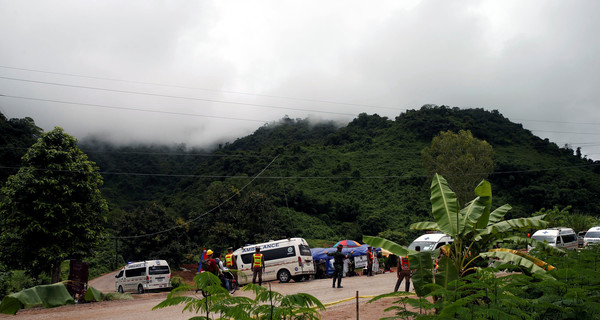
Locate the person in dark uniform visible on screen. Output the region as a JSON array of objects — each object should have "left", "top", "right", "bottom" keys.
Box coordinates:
[{"left": 325, "top": 244, "right": 354, "bottom": 288}]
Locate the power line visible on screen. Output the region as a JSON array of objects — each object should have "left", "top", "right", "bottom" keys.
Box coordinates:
[
  {"left": 1, "top": 94, "right": 268, "bottom": 123},
  {"left": 512, "top": 118, "right": 600, "bottom": 126},
  {"left": 111, "top": 155, "right": 279, "bottom": 239},
  {"left": 530, "top": 129, "right": 600, "bottom": 136},
  {"left": 4, "top": 67, "right": 600, "bottom": 128},
  {"left": 1, "top": 162, "right": 598, "bottom": 180},
  {"left": 0, "top": 76, "right": 360, "bottom": 117},
  {"left": 0, "top": 65, "right": 404, "bottom": 112}
]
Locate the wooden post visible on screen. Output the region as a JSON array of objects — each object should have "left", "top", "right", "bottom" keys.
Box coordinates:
[{"left": 356, "top": 290, "right": 359, "bottom": 320}]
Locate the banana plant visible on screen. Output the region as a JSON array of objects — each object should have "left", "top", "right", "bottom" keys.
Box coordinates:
[
  {"left": 423, "top": 175, "right": 560, "bottom": 296},
  {"left": 411, "top": 174, "right": 555, "bottom": 278}
]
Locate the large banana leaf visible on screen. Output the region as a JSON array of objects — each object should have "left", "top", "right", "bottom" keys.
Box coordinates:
[
  {"left": 410, "top": 221, "right": 439, "bottom": 231},
  {"left": 458, "top": 196, "right": 487, "bottom": 235},
  {"left": 362, "top": 235, "right": 411, "bottom": 256},
  {"left": 487, "top": 204, "right": 512, "bottom": 225},
  {"left": 409, "top": 251, "right": 434, "bottom": 297},
  {"left": 474, "top": 216, "right": 547, "bottom": 241},
  {"left": 489, "top": 248, "right": 555, "bottom": 271},
  {"left": 430, "top": 173, "right": 459, "bottom": 237},
  {"left": 473, "top": 180, "right": 492, "bottom": 229},
  {"left": 480, "top": 249, "right": 550, "bottom": 274},
  {"left": 434, "top": 255, "right": 459, "bottom": 290}
]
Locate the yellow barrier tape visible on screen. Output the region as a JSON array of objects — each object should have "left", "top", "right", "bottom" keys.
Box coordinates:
[{"left": 321, "top": 295, "right": 377, "bottom": 308}]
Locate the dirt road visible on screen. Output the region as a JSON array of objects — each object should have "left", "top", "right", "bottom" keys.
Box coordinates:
[{"left": 1, "top": 272, "right": 409, "bottom": 319}]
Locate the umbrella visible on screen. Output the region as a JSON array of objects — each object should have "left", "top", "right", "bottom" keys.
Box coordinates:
[{"left": 333, "top": 240, "right": 361, "bottom": 248}]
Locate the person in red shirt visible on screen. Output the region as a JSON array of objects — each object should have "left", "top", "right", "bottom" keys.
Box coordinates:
[
  {"left": 366, "top": 246, "right": 374, "bottom": 276},
  {"left": 205, "top": 249, "right": 220, "bottom": 276}
]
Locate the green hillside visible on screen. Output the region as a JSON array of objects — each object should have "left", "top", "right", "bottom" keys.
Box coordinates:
[{"left": 2, "top": 106, "right": 600, "bottom": 267}]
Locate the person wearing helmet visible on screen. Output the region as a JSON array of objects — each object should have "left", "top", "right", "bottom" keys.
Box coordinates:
[{"left": 204, "top": 249, "right": 219, "bottom": 276}]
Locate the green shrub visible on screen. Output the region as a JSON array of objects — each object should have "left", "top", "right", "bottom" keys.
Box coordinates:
[
  {"left": 0, "top": 270, "right": 36, "bottom": 300},
  {"left": 169, "top": 275, "right": 185, "bottom": 289}
]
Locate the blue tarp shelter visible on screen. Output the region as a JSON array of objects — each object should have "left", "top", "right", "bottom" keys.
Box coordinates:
[{"left": 311, "top": 244, "right": 380, "bottom": 276}]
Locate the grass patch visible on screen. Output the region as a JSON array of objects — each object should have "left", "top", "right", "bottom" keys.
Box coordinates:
[{"left": 103, "top": 292, "right": 133, "bottom": 301}]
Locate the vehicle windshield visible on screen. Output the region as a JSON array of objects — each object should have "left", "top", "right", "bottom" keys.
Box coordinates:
[
  {"left": 585, "top": 231, "right": 600, "bottom": 238},
  {"left": 408, "top": 241, "right": 437, "bottom": 251},
  {"left": 532, "top": 235, "right": 556, "bottom": 244},
  {"left": 149, "top": 266, "right": 170, "bottom": 275}
]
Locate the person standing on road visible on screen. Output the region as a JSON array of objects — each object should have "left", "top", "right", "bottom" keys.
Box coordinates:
[
  {"left": 205, "top": 249, "right": 220, "bottom": 276},
  {"left": 395, "top": 246, "right": 420, "bottom": 292},
  {"left": 252, "top": 247, "right": 265, "bottom": 286},
  {"left": 325, "top": 244, "right": 354, "bottom": 288},
  {"left": 225, "top": 247, "right": 238, "bottom": 284},
  {"left": 366, "top": 246, "right": 374, "bottom": 276}
]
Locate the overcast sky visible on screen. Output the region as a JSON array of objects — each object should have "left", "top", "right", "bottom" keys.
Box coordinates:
[{"left": 1, "top": 1, "right": 599, "bottom": 159}]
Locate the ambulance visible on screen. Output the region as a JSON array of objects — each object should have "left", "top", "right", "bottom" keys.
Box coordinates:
[
  {"left": 530, "top": 227, "right": 578, "bottom": 251},
  {"left": 408, "top": 233, "right": 453, "bottom": 251},
  {"left": 115, "top": 260, "right": 171, "bottom": 294},
  {"left": 233, "top": 238, "right": 315, "bottom": 285},
  {"left": 584, "top": 226, "right": 600, "bottom": 246}
]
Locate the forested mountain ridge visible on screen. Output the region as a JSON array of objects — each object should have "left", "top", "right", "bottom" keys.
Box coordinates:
[{"left": 2, "top": 106, "right": 600, "bottom": 265}]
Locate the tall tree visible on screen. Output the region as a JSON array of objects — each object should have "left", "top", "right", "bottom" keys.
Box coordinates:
[
  {"left": 0, "top": 113, "right": 43, "bottom": 183},
  {"left": 0, "top": 127, "right": 108, "bottom": 282},
  {"left": 422, "top": 130, "right": 494, "bottom": 207}
]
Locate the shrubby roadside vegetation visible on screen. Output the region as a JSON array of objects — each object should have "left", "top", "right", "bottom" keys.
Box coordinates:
[{"left": 367, "top": 174, "right": 600, "bottom": 319}]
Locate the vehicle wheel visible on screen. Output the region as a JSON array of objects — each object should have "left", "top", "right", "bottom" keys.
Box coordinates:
[
  {"left": 137, "top": 284, "right": 144, "bottom": 294},
  {"left": 277, "top": 269, "right": 291, "bottom": 283},
  {"left": 118, "top": 286, "right": 124, "bottom": 294},
  {"left": 229, "top": 281, "right": 237, "bottom": 294}
]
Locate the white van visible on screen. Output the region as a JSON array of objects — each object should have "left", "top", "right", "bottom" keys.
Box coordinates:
[
  {"left": 115, "top": 260, "right": 171, "bottom": 294},
  {"left": 584, "top": 226, "right": 600, "bottom": 246},
  {"left": 530, "top": 227, "right": 578, "bottom": 250},
  {"left": 234, "top": 238, "right": 315, "bottom": 285},
  {"left": 408, "top": 233, "right": 453, "bottom": 251}
]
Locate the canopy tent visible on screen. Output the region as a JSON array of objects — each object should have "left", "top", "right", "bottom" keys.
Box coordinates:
[{"left": 333, "top": 239, "right": 361, "bottom": 248}]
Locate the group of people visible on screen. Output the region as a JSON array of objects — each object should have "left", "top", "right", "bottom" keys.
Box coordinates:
[
  {"left": 201, "top": 244, "right": 418, "bottom": 294},
  {"left": 324, "top": 244, "right": 419, "bottom": 292},
  {"left": 200, "top": 246, "right": 266, "bottom": 290},
  {"left": 199, "top": 247, "right": 237, "bottom": 291}
]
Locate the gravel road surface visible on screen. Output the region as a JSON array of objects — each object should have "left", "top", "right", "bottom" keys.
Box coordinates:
[{"left": 0, "top": 271, "right": 409, "bottom": 319}]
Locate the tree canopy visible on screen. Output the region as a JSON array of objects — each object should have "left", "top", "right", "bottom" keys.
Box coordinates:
[
  {"left": 422, "top": 130, "right": 494, "bottom": 207},
  {"left": 0, "top": 127, "right": 108, "bottom": 282}
]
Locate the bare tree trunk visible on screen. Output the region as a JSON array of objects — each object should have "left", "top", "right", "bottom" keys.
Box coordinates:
[{"left": 51, "top": 261, "right": 62, "bottom": 283}]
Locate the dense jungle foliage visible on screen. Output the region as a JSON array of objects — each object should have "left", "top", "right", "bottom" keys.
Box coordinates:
[{"left": 2, "top": 106, "right": 600, "bottom": 281}]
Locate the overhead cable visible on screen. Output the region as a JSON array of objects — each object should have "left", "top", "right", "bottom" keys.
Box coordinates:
[
  {"left": 0, "top": 65, "right": 403, "bottom": 112},
  {"left": 110, "top": 155, "right": 279, "bottom": 239},
  {"left": 0, "top": 76, "right": 359, "bottom": 117}
]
